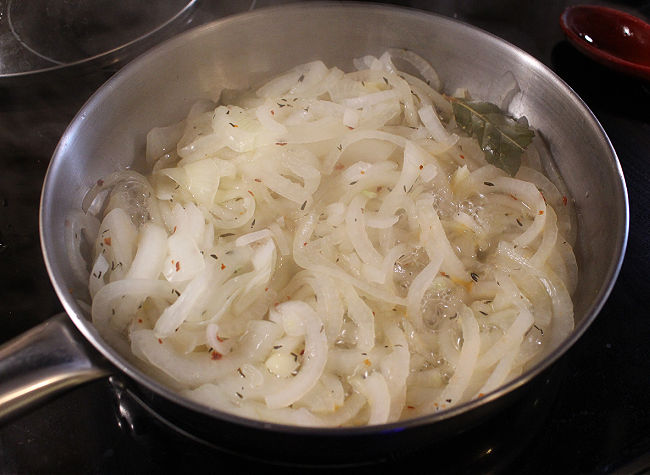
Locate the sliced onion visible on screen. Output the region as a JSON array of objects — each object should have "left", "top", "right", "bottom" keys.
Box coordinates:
[
  {"left": 352, "top": 372, "right": 391, "bottom": 425},
  {"left": 387, "top": 48, "right": 442, "bottom": 91},
  {"left": 86, "top": 51, "right": 577, "bottom": 427},
  {"left": 407, "top": 251, "right": 444, "bottom": 330},
  {"left": 431, "top": 306, "right": 480, "bottom": 409},
  {"left": 265, "top": 302, "right": 328, "bottom": 409}
]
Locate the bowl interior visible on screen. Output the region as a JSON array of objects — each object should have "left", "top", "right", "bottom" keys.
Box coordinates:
[{"left": 41, "top": 3, "right": 627, "bottom": 429}]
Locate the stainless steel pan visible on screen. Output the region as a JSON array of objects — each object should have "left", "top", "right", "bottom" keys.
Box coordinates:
[{"left": 0, "top": 2, "right": 628, "bottom": 464}]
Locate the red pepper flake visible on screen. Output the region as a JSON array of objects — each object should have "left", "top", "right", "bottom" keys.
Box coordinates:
[
  {"left": 539, "top": 210, "right": 545, "bottom": 215},
  {"left": 477, "top": 393, "right": 485, "bottom": 398},
  {"left": 364, "top": 359, "right": 371, "bottom": 366},
  {"left": 440, "top": 271, "right": 449, "bottom": 277},
  {"left": 562, "top": 196, "right": 568, "bottom": 206},
  {"left": 334, "top": 163, "right": 345, "bottom": 170},
  {"left": 254, "top": 178, "right": 262, "bottom": 182},
  {"left": 210, "top": 350, "right": 223, "bottom": 360},
  {"left": 300, "top": 349, "right": 305, "bottom": 355},
  {"left": 540, "top": 190, "right": 547, "bottom": 203},
  {"left": 407, "top": 405, "right": 415, "bottom": 409},
  {"left": 175, "top": 261, "right": 181, "bottom": 272},
  {"left": 264, "top": 287, "right": 269, "bottom": 292},
  {"left": 303, "top": 242, "right": 308, "bottom": 247},
  {"left": 270, "top": 110, "right": 275, "bottom": 116},
  {"left": 372, "top": 311, "right": 376, "bottom": 316},
  {"left": 97, "top": 179, "right": 104, "bottom": 186},
  {"left": 103, "top": 237, "right": 112, "bottom": 246},
  {"left": 275, "top": 142, "right": 288, "bottom": 146},
  {"left": 138, "top": 318, "right": 143, "bottom": 324},
  {"left": 459, "top": 154, "right": 465, "bottom": 159},
  {"left": 509, "top": 194, "right": 518, "bottom": 201},
  {"left": 286, "top": 296, "right": 291, "bottom": 301},
  {"left": 376, "top": 186, "right": 383, "bottom": 192},
  {"left": 158, "top": 338, "right": 163, "bottom": 344},
  {"left": 248, "top": 190, "right": 255, "bottom": 197},
  {"left": 216, "top": 335, "right": 225, "bottom": 342},
  {"left": 220, "top": 263, "right": 226, "bottom": 270},
  {"left": 347, "top": 126, "right": 354, "bottom": 130},
  {"left": 419, "top": 164, "right": 424, "bottom": 170}
]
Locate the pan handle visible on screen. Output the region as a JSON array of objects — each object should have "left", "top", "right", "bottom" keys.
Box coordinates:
[{"left": 0, "top": 313, "right": 112, "bottom": 424}]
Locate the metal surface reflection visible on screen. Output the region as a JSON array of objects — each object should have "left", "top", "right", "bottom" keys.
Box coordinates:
[
  {"left": 0, "top": 314, "right": 110, "bottom": 423},
  {"left": 0, "top": 0, "right": 198, "bottom": 77}
]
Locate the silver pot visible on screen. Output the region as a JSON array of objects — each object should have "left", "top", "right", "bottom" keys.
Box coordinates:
[{"left": 0, "top": 2, "right": 628, "bottom": 463}]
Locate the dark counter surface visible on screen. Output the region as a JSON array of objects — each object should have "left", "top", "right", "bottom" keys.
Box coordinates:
[{"left": 1, "top": 1, "right": 649, "bottom": 473}]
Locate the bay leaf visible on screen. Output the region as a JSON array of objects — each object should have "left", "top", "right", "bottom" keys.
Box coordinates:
[{"left": 451, "top": 98, "right": 534, "bottom": 176}]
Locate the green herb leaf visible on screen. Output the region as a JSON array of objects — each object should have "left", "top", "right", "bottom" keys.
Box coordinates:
[{"left": 451, "top": 98, "right": 534, "bottom": 176}]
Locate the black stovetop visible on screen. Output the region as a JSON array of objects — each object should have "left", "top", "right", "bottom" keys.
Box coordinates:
[{"left": 1, "top": 1, "right": 649, "bottom": 473}]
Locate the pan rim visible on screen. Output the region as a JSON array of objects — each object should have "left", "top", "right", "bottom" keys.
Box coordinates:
[{"left": 39, "top": 1, "right": 629, "bottom": 436}]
